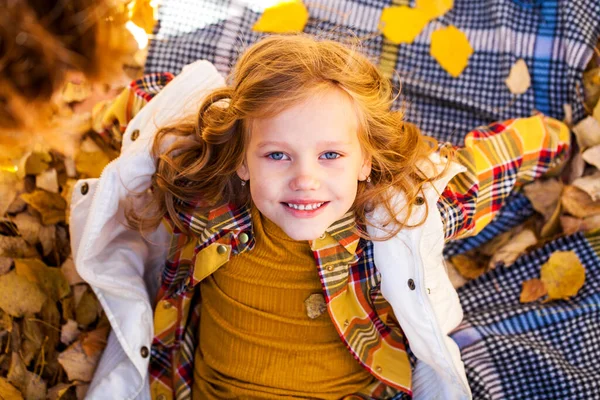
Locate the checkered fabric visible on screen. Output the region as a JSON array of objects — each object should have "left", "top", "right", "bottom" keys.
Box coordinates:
[{"left": 450, "top": 231, "right": 600, "bottom": 399}]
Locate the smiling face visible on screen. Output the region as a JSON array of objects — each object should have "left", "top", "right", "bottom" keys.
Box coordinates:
[{"left": 236, "top": 87, "right": 371, "bottom": 241}]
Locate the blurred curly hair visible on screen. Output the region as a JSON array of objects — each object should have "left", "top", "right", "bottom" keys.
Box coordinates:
[{"left": 0, "top": 0, "right": 134, "bottom": 141}]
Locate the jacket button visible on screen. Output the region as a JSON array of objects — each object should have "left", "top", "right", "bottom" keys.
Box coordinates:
[
  {"left": 407, "top": 279, "right": 416, "bottom": 290},
  {"left": 140, "top": 346, "right": 149, "bottom": 358},
  {"left": 238, "top": 232, "right": 249, "bottom": 244},
  {"left": 131, "top": 129, "right": 140, "bottom": 141},
  {"left": 375, "top": 366, "right": 382, "bottom": 373},
  {"left": 80, "top": 182, "right": 89, "bottom": 195},
  {"left": 217, "top": 245, "right": 227, "bottom": 254},
  {"left": 415, "top": 196, "right": 425, "bottom": 205}
]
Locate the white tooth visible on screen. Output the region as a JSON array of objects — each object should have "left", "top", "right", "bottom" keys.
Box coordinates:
[
  {"left": 298, "top": 204, "right": 306, "bottom": 210},
  {"left": 306, "top": 204, "right": 315, "bottom": 210}
]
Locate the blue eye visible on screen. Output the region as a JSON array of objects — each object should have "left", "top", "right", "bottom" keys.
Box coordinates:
[
  {"left": 267, "top": 152, "right": 288, "bottom": 161},
  {"left": 321, "top": 152, "right": 341, "bottom": 160}
]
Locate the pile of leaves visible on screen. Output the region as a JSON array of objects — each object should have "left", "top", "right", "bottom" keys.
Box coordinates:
[
  {"left": 0, "top": 1, "right": 157, "bottom": 398},
  {"left": 447, "top": 49, "right": 600, "bottom": 302}
]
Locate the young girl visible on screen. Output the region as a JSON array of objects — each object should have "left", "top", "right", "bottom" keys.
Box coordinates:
[{"left": 71, "top": 35, "right": 570, "bottom": 400}]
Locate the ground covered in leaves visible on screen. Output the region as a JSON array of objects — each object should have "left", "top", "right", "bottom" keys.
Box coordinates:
[{"left": 1, "top": 1, "right": 600, "bottom": 398}]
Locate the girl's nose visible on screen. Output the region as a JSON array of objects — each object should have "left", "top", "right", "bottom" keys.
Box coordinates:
[{"left": 289, "top": 174, "right": 320, "bottom": 191}]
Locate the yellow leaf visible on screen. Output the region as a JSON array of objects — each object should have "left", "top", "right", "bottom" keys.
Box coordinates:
[
  {"left": 540, "top": 251, "right": 585, "bottom": 301},
  {"left": 430, "top": 26, "right": 473, "bottom": 77},
  {"left": 75, "top": 151, "right": 111, "bottom": 179},
  {"left": 253, "top": 0, "right": 308, "bottom": 33},
  {"left": 0, "top": 270, "right": 46, "bottom": 317},
  {"left": 520, "top": 278, "right": 548, "bottom": 303},
  {"left": 130, "top": 0, "right": 157, "bottom": 34},
  {"left": 380, "top": 6, "right": 431, "bottom": 44},
  {"left": 15, "top": 258, "right": 71, "bottom": 301},
  {"left": 20, "top": 190, "right": 67, "bottom": 225},
  {"left": 0, "top": 376, "right": 23, "bottom": 400},
  {"left": 450, "top": 253, "right": 486, "bottom": 280},
  {"left": 505, "top": 59, "right": 531, "bottom": 95},
  {"left": 416, "top": 0, "right": 453, "bottom": 19}
]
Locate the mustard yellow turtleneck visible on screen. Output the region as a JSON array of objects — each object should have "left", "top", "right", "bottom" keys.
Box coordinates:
[{"left": 192, "top": 207, "right": 374, "bottom": 399}]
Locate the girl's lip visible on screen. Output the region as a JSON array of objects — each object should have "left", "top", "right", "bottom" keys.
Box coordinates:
[
  {"left": 281, "top": 200, "right": 328, "bottom": 204},
  {"left": 281, "top": 201, "right": 329, "bottom": 218}
]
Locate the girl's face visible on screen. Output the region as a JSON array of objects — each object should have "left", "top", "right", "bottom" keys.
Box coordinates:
[{"left": 237, "top": 87, "right": 371, "bottom": 241}]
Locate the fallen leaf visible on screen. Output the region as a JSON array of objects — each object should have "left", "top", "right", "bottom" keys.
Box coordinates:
[
  {"left": 450, "top": 253, "right": 486, "bottom": 279},
  {"left": 0, "top": 236, "right": 38, "bottom": 259},
  {"left": 131, "top": 0, "right": 158, "bottom": 34},
  {"left": 74, "top": 151, "right": 111, "bottom": 179},
  {"left": 61, "top": 256, "right": 85, "bottom": 286},
  {"left": 560, "top": 215, "right": 582, "bottom": 235},
  {"left": 76, "top": 384, "right": 89, "bottom": 400},
  {"left": 252, "top": 0, "right": 308, "bottom": 33},
  {"left": 519, "top": 278, "right": 547, "bottom": 303},
  {"left": 12, "top": 212, "right": 42, "bottom": 246},
  {"left": 563, "top": 151, "right": 586, "bottom": 184},
  {"left": 582, "top": 145, "right": 600, "bottom": 169},
  {"left": 380, "top": 6, "right": 431, "bottom": 44},
  {"left": 7, "top": 351, "right": 46, "bottom": 399},
  {"left": 0, "top": 257, "right": 12, "bottom": 275},
  {"left": 0, "top": 376, "right": 23, "bottom": 400},
  {"left": 35, "top": 168, "right": 59, "bottom": 193},
  {"left": 64, "top": 158, "right": 77, "bottom": 178},
  {"left": 47, "top": 382, "right": 75, "bottom": 400},
  {"left": 0, "top": 270, "right": 46, "bottom": 317},
  {"left": 540, "top": 250, "right": 585, "bottom": 301},
  {"left": 0, "top": 170, "right": 19, "bottom": 217},
  {"left": 572, "top": 172, "right": 600, "bottom": 201},
  {"left": 14, "top": 258, "right": 71, "bottom": 301},
  {"left": 505, "top": 59, "right": 531, "bottom": 95},
  {"left": 304, "top": 293, "right": 326, "bottom": 319},
  {"left": 523, "top": 179, "right": 563, "bottom": 220},
  {"left": 61, "top": 319, "right": 81, "bottom": 346},
  {"left": 582, "top": 214, "right": 600, "bottom": 232},
  {"left": 75, "top": 287, "right": 100, "bottom": 327},
  {"left": 20, "top": 190, "right": 67, "bottom": 225},
  {"left": 572, "top": 116, "right": 600, "bottom": 149},
  {"left": 430, "top": 25, "right": 473, "bottom": 77},
  {"left": 18, "top": 151, "right": 52, "bottom": 177},
  {"left": 416, "top": 0, "right": 453, "bottom": 19},
  {"left": 57, "top": 326, "right": 109, "bottom": 382},
  {"left": 73, "top": 285, "right": 88, "bottom": 308},
  {"left": 21, "top": 316, "right": 44, "bottom": 365},
  {"left": 489, "top": 229, "right": 537, "bottom": 268},
  {"left": 540, "top": 200, "right": 562, "bottom": 239},
  {"left": 39, "top": 224, "right": 56, "bottom": 257},
  {"left": 562, "top": 185, "right": 600, "bottom": 218}
]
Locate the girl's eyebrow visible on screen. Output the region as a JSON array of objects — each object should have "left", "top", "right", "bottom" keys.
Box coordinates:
[{"left": 256, "top": 140, "right": 352, "bottom": 148}]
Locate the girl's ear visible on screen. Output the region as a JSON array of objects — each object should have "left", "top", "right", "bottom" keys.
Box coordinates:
[
  {"left": 236, "top": 162, "right": 250, "bottom": 181},
  {"left": 359, "top": 156, "right": 372, "bottom": 181}
]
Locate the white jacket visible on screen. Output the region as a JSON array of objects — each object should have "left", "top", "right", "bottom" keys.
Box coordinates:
[{"left": 70, "top": 60, "right": 472, "bottom": 400}]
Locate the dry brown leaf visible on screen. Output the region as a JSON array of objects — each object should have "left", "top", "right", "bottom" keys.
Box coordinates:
[
  {"left": 75, "top": 288, "right": 100, "bottom": 327},
  {"left": 540, "top": 250, "right": 585, "bottom": 301},
  {"left": 560, "top": 215, "right": 583, "bottom": 236},
  {"left": 7, "top": 351, "right": 46, "bottom": 400},
  {"left": 0, "top": 236, "right": 38, "bottom": 260},
  {"left": 12, "top": 212, "right": 42, "bottom": 246},
  {"left": 444, "top": 259, "right": 468, "bottom": 289},
  {"left": 18, "top": 151, "right": 52, "bottom": 177},
  {"left": 523, "top": 179, "right": 563, "bottom": 220},
  {"left": 519, "top": 278, "right": 547, "bottom": 303},
  {"left": 39, "top": 224, "right": 56, "bottom": 257},
  {"left": 76, "top": 384, "right": 89, "bottom": 400},
  {"left": 73, "top": 285, "right": 88, "bottom": 308},
  {"left": 61, "top": 257, "right": 84, "bottom": 286},
  {"left": 47, "top": 382, "right": 75, "bottom": 400},
  {"left": 60, "top": 319, "right": 81, "bottom": 346},
  {"left": 304, "top": 293, "right": 327, "bottom": 319},
  {"left": 572, "top": 116, "right": 600, "bottom": 149},
  {"left": 561, "top": 185, "right": 600, "bottom": 218},
  {"left": 563, "top": 103, "right": 573, "bottom": 127},
  {"left": 489, "top": 229, "right": 537, "bottom": 268},
  {"left": 582, "top": 214, "right": 600, "bottom": 232},
  {"left": 74, "top": 151, "right": 110, "bottom": 179},
  {"left": 62, "top": 81, "right": 92, "bottom": 103},
  {"left": 479, "top": 229, "right": 517, "bottom": 257},
  {"left": 450, "top": 253, "right": 486, "bottom": 279},
  {"left": 563, "top": 151, "right": 586, "bottom": 184},
  {"left": 14, "top": 258, "right": 71, "bottom": 301},
  {"left": 131, "top": 0, "right": 158, "bottom": 34},
  {"left": 572, "top": 172, "right": 600, "bottom": 201},
  {"left": 57, "top": 326, "right": 109, "bottom": 382},
  {"left": 0, "top": 376, "right": 23, "bottom": 400},
  {"left": 582, "top": 145, "right": 600, "bottom": 169},
  {"left": 0, "top": 257, "right": 12, "bottom": 275},
  {"left": 35, "top": 168, "right": 59, "bottom": 193},
  {"left": 0, "top": 270, "right": 46, "bottom": 317},
  {"left": 20, "top": 190, "right": 66, "bottom": 225},
  {"left": 21, "top": 316, "right": 44, "bottom": 365},
  {"left": 0, "top": 170, "right": 20, "bottom": 217},
  {"left": 540, "top": 200, "right": 562, "bottom": 239},
  {"left": 505, "top": 59, "right": 531, "bottom": 95},
  {"left": 64, "top": 158, "right": 77, "bottom": 178}
]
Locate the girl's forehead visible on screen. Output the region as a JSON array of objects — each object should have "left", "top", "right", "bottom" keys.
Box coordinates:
[{"left": 249, "top": 87, "right": 360, "bottom": 145}]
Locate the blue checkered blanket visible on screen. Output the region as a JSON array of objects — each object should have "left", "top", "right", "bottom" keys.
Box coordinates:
[{"left": 145, "top": 1, "right": 600, "bottom": 398}]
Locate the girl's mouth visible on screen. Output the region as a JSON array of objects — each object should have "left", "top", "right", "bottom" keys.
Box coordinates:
[{"left": 282, "top": 201, "right": 329, "bottom": 217}]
